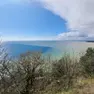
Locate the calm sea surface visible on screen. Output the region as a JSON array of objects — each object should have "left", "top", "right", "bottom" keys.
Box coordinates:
[{"left": 3, "top": 41, "right": 94, "bottom": 59}]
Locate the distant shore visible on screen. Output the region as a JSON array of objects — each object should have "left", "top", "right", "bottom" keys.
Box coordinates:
[{"left": 86, "top": 41, "right": 94, "bottom": 42}]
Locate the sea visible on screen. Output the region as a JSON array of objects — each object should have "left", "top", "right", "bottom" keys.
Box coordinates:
[{"left": 2, "top": 41, "right": 94, "bottom": 59}]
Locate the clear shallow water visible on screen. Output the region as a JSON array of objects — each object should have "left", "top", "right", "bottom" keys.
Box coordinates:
[{"left": 3, "top": 41, "right": 94, "bottom": 59}]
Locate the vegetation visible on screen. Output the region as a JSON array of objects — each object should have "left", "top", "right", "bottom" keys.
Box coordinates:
[
  {"left": 0, "top": 46, "right": 94, "bottom": 94},
  {"left": 80, "top": 48, "right": 94, "bottom": 76}
]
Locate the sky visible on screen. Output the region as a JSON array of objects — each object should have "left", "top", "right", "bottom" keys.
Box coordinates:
[{"left": 0, "top": 0, "right": 94, "bottom": 41}]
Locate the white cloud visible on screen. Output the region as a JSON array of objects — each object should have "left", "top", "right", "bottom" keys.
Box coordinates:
[
  {"left": 39, "top": 0, "right": 94, "bottom": 40},
  {"left": 57, "top": 31, "right": 88, "bottom": 40},
  {"left": 1, "top": 0, "right": 94, "bottom": 40}
]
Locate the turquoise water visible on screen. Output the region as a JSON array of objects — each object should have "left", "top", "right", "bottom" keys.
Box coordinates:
[
  {"left": 3, "top": 41, "right": 94, "bottom": 59},
  {"left": 3, "top": 42, "right": 52, "bottom": 57}
]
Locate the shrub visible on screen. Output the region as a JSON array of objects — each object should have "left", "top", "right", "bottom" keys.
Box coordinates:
[
  {"left": 0, "top": 51, "right": 44, "bottom": 94},
  {"left": 51, "top": 55, "right": 80, "bottom": 90},
  {"left": 80, "top": 47, "right": 94, "bottom": 76}
]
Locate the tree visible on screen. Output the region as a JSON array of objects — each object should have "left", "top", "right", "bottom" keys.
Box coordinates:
[
  {"left": 0, "top": 51, "right": 44, "bottom": 94},
  {"left": 80, "top": 47, "right": 94, "bottom": 76}
]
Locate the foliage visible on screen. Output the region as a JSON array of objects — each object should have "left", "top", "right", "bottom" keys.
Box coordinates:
[
  {"left": 0, "top": 46, "right": 94, "bottom": 94},
  {"left": 80, "top": 47, "right": 94, "bottom": 76},
  {"left": 52, "top": 55, "right": 80, "bottom": 90},
  {"left": 0, "top": 51, "right": 44, "bottom": 94}
]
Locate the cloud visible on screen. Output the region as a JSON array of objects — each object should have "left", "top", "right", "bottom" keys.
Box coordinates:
[
  {"left": 57, "top": 31, "right": 88, "bottom": 40},
  {"left": 1, "top": 0, "right": 94, "bottom": 40},
  {"left": 39, "top": 0, "right": 94, "bottom": 40}
]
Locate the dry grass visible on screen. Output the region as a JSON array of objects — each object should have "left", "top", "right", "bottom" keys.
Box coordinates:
[{"left": 58, "top": 78, "right": 94, "bottom": 94}]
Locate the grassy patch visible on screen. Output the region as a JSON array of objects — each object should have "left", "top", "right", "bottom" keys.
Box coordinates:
[{"left": 58, "top": 78, "right": 94, "bottom": 94}]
